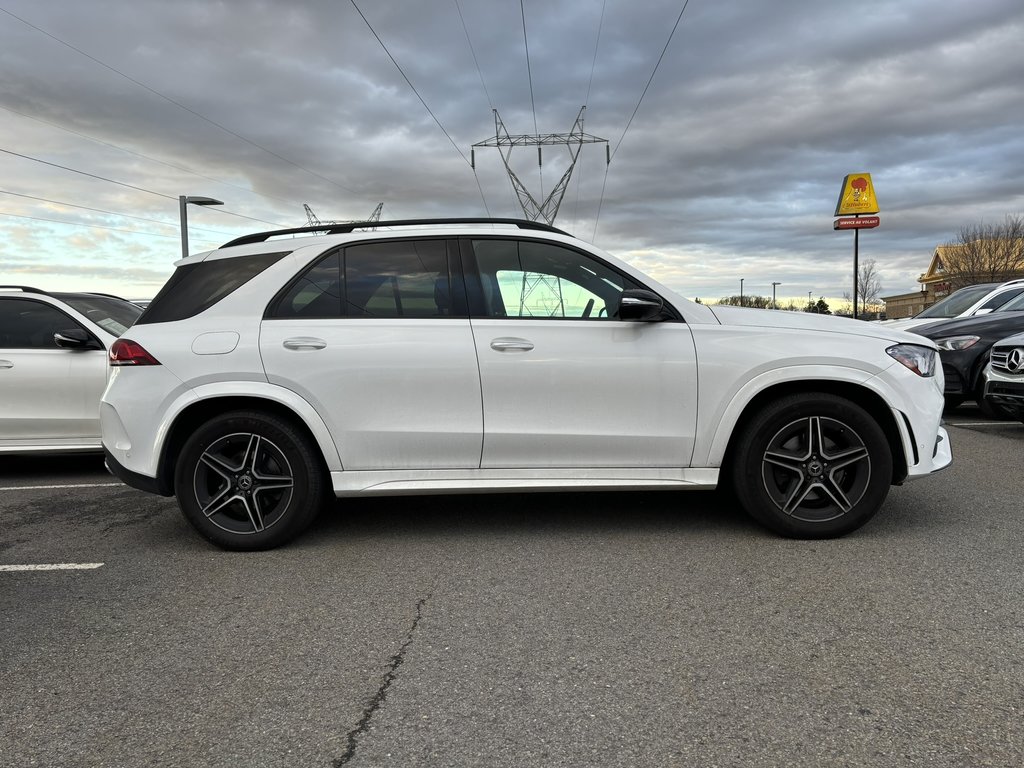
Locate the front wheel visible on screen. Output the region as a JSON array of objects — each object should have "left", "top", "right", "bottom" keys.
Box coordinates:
[
  {"left": 174, "top": 410, "right": 327, "bottom": 550},
  {"left": 731, "top": 394, "right": 893, "bottom": 538}
]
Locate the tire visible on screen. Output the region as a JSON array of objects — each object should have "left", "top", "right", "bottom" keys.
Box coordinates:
[
  {"left": 174, "top": 410, "right": 326, "bottom": 550},
  {"left": 731, "top": 394, "right": 893, "bottom": 538}
]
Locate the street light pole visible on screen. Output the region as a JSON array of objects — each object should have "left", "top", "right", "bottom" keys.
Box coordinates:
[
  {"left": 179, "top": 196, "right": 224, "bottom": 259},
  {"left": 772, "top": 281, "right": 782, "bottom": 309}
]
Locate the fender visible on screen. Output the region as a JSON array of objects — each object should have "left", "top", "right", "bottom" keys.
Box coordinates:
[
  {"left": 162, "top": 380, "right": 343, "bottom": 471},
  {"left": 696, "top": 363, "right": 913, "bottom": 468}
]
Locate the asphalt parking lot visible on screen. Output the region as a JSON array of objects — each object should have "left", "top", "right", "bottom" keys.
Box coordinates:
[{"left": 2, "top": 408, "right": 1023, "bottom": 768}]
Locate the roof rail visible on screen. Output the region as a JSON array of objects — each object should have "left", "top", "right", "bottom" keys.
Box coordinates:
[
  {"left": 0, "top": 285, "right": 46, "bottom": 294},
  {"left": 218, "top": 218, "right": 573, "bottom": 249}
]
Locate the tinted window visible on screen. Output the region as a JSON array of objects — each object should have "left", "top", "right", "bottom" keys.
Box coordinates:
[
  {"left": 0, "top": 298, "right": 86, "bottom": 349},
  {"left": 345, "top": 240, "right": 454, "bottom": 318},
  {"left": 982, "top": 287, "right": 1024, "bottom": 311},
  {"left": 270, "top": 252, "right": 342, "bottom": 319},
  {"left": 138, "top": 251, "right": 289, "bottom": 324},
  {"left": 470, "top": 239, "right": 640, "bottom": 319}
]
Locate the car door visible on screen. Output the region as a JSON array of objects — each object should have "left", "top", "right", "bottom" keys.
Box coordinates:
[
  {"left": 0, "top": 297, "right": 108, "bottom": 444},
  {"left": 259, "top": 238, "right": 483, "bottom": 470},
  {"left": 463, "top": 238, "right": 698, "bottom": 469}
]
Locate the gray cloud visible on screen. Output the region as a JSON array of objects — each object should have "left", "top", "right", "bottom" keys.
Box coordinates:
[{"left": 2, "top": 0, "right": 1023, "bottom": 302}]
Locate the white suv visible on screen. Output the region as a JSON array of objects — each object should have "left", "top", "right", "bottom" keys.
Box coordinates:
[
  {"left": 1, "top": 286, "right": 142, "bottom": 453},
  {"left": 100, "top": 218, "right": 952, "bottom": 549}
]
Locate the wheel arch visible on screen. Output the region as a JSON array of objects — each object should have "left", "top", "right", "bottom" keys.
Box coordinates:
[
  {"left": 154, "top": 393, "right": 337, "bottom": 496},
  {"left": 718, "top": 380, "right": 910, "bottom": 486}
]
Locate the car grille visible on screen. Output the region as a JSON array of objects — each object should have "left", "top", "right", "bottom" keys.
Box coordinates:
[{"left": 991, "top": 345, "right": 1024, "bottom": 375}]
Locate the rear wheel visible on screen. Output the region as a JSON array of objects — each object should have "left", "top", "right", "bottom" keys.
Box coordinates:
[
  {"left": 731, "top": 394, "right": 893, "bottom": 538},
  {"left": 174, "top": 410, "right": 326, "bottom": 550}
]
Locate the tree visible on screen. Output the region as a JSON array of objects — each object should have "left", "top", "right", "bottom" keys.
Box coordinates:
[
  {"left": 805, "top": 297, "right": 831, "bottom": 314},
  {"left": 718, "top": 294, "right": 772, "bottom": 308},
  {"left": 856, "top": 258, "right": 883, "bottom": 314},
  {"left": 939, "top": 215, "right": 1024, "bottom": 290}
]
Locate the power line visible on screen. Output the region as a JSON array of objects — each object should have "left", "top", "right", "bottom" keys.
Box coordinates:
[
  {"left": 585, "top": 0, "right": 607, "bottom": 107},
  {"left": 349, "top": 0, "right": 470, "bottom": 166},
  {"left": 0, "top": 104, "right": 307, "bottom": 209},
  {"left": 0, "top": 208, "right": 201, "bottom": 241},
  {"left": 520, "top": 0, "right": 542, "bottom": 196},
  {"left": 0, "top": 6, "right": 363, "bottom": 197},
  {"left": 454, "top": 0, "right": 493, "bottom": 110},
  {"left": 612, "top": 0, "right": 692, "bottom": 160},
  {"left": 0, "top": 190, "right": 231, "bottom": 235},
  {"left": 0, "top": 147, "right": 174, "bottom": 200},
  {"left": 0, "top": 147, "right": 287, "bottom": 228}
]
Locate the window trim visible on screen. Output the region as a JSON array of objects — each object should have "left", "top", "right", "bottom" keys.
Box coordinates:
[
  {"left": 0, "top": 296, "right": 98, "bottom": 350},
  {"left": 264, "top": 237, "right": 470, "bottom": 321},
  {"left": 458, "top": 236, "right": 683, "bottom": 322}
]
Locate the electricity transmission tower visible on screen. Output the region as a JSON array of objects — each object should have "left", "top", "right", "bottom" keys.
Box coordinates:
[
  {"left": 303, "top": 202, "right": 384, "bottom": 226},
  {"left": 472, "top": 106, "right": 608, "bottom": 226}
]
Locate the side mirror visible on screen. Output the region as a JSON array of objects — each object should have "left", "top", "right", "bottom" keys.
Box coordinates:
[
  {"left": 53, "top": 328, "right": 101, "bottom": 350},
  {"left": 617, "top": 289, "right": 665, "bottom": 321}
]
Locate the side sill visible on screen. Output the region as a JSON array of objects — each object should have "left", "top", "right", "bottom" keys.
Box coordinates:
[{"left": 330, "top": 467, "right": 719, "bottom": 496}]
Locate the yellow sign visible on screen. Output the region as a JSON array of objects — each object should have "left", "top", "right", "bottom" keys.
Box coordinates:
[{"left": 834, "top": 173, "right": 879, "bottom": 216}]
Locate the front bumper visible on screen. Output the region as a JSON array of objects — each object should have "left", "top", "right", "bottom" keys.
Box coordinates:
[{"left": 984, "top": 371, "right": 1024, "bottom": 418}]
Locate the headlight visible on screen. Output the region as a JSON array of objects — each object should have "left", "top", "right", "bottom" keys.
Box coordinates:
[
  {"left": 886, "top": 344, "right": 938, "bottom": 377},
  {"left": 934, "top": 335, "right": 980, "bottom": 351}
]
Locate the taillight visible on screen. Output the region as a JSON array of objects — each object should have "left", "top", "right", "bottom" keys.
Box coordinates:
[{"left": 109, "top": 339, "right": 161, "bottom": 366}]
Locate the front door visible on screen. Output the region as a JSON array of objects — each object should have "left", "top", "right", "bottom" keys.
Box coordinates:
[{"left": 464, "top": 238, "right": 698, "bottom": 469}]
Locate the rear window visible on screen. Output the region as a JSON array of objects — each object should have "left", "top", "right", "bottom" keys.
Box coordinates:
[{"left": 138, "top": 251, "right": 288, "bottom": 324}]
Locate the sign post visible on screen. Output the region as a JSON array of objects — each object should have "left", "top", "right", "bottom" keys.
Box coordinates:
[{"left": 834, "top": 174, "right": 880, "bottom": 319}]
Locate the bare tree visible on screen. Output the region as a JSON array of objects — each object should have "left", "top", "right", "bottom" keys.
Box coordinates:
[
  {"left": 856, "top": 258, "right": 883, "bottom": 313},
  {"left": 940, "top": 215, "right": 1024, "bottom": 289}
]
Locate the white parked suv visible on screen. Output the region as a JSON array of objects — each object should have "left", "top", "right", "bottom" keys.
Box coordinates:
[
  {"left": 1, "top": 286, "right": 142, "bottom": 453},
  {"left": 101, "top": 218, "right": 952, "bottom": 549},
  {"left": 880, "top": 279, "right": 1024, "bottom": 332},
  {"left": 983, "top": 330, "right": 1024, "bottom": 422}
]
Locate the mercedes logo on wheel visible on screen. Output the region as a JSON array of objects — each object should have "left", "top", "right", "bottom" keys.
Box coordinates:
[{"left": 1008, "top": 348, "right": 1024, "bottom": 374}]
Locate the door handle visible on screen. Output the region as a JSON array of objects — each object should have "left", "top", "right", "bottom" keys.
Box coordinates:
[
  {"left": 0, "top": 360, "right": 12, "bottom": 369},
  {"left": 490, "top": 338, "right": 534, "bottom": 352},
  {"left": 282, "top": 337, "right": 327, "bottom": 350}
]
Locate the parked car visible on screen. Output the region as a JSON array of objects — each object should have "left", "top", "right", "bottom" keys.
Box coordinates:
[
  {"left": 0, "top": 286, "right": 143, "bottom": 453},
  {"left": 912, "top": 292, "right": 1024, "bottom": 416},
  {"left": 880, "top": 279, "right": 1024, "bottom": 332},
  {"left": 101, "top": 218, "right": 951, "bottom": 549},
  {"left": 983, "top": 330, "right": 1024, "bottom": 422}
]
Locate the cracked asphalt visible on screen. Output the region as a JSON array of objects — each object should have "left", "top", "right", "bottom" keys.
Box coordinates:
[{"left": 2, "top": 410, "right": 1023, "bottom": 767}]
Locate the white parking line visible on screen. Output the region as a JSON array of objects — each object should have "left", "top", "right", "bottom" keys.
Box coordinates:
[
  {"left": 0, "top": 563, "right": 104, "bottom": 571},
  {"left": 0, "top": 482, "right": 124, "bottom": 491}
]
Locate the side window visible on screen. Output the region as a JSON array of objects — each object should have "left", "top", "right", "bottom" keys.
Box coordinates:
[
  {"left": 270, "top": 252, "right": 342, "bottom": 318},
  {"left": 981, "top": 287, "right": 1024, "bottom": 311},
  {"left": 0, "top": 298, "right": 86, "bottom": 349},
  {"left": 470, "top": 239, "right": 640, "bottom": 319},
  {"left": 344, "top": 240, "right": 455, "bottom": 318}
]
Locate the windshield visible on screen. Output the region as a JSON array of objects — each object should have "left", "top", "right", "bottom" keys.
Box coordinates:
[
  {"left": 57, "top": 294, "right": 143, "bottom": 336},
  {"left": 915, "top": 284, "right": 997, "bottom": 318}
]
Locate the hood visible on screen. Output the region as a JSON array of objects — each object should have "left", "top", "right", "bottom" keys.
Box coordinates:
[
  {"left": 707, "top": 305, "right": 929, "bottom": 344},
  {"left": 912, "top": 310, "right": 1024, "bottom": 340}
]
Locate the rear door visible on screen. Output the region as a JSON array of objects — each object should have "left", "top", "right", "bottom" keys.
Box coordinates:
[{"left": 259, "top": 238, "right": 484, "bottom": 470}]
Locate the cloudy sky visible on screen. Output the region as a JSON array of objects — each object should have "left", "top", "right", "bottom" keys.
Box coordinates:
[{"left": 2, "top": 0, "right": 1023, "bottom": 304}]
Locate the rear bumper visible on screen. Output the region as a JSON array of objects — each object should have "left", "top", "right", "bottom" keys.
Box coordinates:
[{"left": 103, "top": 447, "right": 172, "bottom": 496}]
